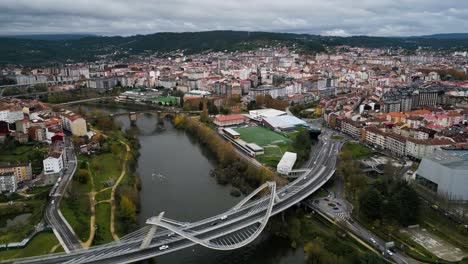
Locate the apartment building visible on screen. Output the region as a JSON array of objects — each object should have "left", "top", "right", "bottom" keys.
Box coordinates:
[
  {"left": 0, "top": 172, "right": 17, "bottom": 193},
  {"left": 385, "top": 133, "right": 407, "bottom": 157},
  {"left": 0, "top": 162, "right": 33, "bottom": 182},
  {"left": 365, "top": 126, "right": 386, "bottom": 149},
  {"left": 406, "top": 138, "right": 453, "bottom": 160},
  {"left": 60, "top": 112, "right": 87, "bottom": 136},
  {"left": 341, "top": 119, "right": 364, "bottom": 139}
]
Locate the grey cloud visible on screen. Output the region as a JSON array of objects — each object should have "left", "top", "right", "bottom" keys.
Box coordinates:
[{"left": 0, "top": 0, "right": 467, "bottom": 36}]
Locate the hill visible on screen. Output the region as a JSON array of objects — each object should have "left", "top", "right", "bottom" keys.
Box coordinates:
[
  {"left": 408, "top": 33, "right": 468, "bottom": 39},
  {"left": 0, "top": 30, "right": 467, "bottom": 66}
]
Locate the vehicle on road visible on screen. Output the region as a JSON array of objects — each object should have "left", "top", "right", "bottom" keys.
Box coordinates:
[
  {"left": 51, "top": 200, "right": 55, "bottom": 205},
  {"left": 167, "top": 232, "right": 175, "bottom": 237},
  {"left": 159, "top": 245, "right": 169, "bottom": 250},
  {"left": 386, "top": 249, "right": 393, "bottom": 256},
  {"left": 370, "top": 238, "right": 376, "bottom": 244},
  {"left": 220, "top": 215, "right": 228, "bottom": 220}
]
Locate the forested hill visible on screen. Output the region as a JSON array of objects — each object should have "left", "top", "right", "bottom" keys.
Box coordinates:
[{"left": 1, "top": 30, "right": 467, "bottom": 66}]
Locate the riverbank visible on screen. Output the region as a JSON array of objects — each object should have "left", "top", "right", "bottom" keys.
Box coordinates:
[
  {"left": 59, "top": 113, "right": 141, "bottom": 247},
  {"left": 173, "top": 115, "right": 287, "bottom": 194}
]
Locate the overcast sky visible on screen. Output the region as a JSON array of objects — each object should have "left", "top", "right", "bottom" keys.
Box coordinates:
[{"left": 0, "top": 0, "right": 467, "bottom": 37}]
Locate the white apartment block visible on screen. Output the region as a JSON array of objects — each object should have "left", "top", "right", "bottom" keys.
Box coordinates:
[
  {"left": 365, "top": 127, "right": 386, "bottom": 149},
  {"left": 406, "top": 138, "right": 453, "bottom": 160},
  {"left": 43, "top": 152, "right": 64, "bottom": 176},
  {"left": 0, "top": 173, "right": 17, "bottom": 193},
  {"left": 0, "top": 108, "right": 24, "bottom": 123}
]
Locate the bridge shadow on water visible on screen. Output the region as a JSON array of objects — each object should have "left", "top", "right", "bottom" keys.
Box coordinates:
[{"left": 146, "top": 233, "right": 304, "bottom": 264}]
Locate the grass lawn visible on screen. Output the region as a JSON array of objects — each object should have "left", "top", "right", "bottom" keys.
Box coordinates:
[
  {"left": 26, "top": 185, "right": 52, "bottom": 195},
  {"left": 0, "top": 232, "right": 59, "bottom": 261},
  {"left": 343, "top": 142, "right": 374, "bottom": 159},
  {"left": 233, "top": 126, "right": 291, "bottom": 147},
  {"left": 331, "top": 135, "right": 344, "bottom": 140},
  {"left": 60, "top": 195, "right": 90, "bottom": 242},
  {"left": 95, "top": 189, "right": 112, "bottom": 202},
  {"left": 91, "top": 153, "right": 122, "bottom": 191},
  {"left": 93, "top": 203, "right": 112, "bottom": 245},
  {"left": 0, "top": 145, "right": 46, "bottom": 163}
]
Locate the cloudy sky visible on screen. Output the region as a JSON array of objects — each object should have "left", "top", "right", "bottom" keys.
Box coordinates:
[{"left": 0, "top": 0, "right": 467, "bottom": 37}]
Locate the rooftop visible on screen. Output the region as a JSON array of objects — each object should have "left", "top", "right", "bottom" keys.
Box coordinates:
[{"left": 424, "top": 149, "right": 468, "bottom": 170}]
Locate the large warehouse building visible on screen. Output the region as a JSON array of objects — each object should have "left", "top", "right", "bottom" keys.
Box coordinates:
[{"left": 416, "top": 149, "right": 468, "bottom": 201}]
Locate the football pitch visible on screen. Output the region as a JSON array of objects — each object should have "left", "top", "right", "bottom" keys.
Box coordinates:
[{"left": 233, "top": 126, "right": 291, "bottom": 147}]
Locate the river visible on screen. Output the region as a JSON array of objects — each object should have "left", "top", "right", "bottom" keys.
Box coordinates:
[{"left": 73, "top": 104, "right": 305, "bottom": 264}]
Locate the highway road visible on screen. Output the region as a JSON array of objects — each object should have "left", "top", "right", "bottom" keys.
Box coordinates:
[
  {"left": 3, "top": 133, "right": 342, "bottom": 264},
  {"left": 44, "top": 137, "right": 82, "bottom": 253}
]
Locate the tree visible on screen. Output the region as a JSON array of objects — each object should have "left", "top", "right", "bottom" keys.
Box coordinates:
[
  {"left": 395, "top": 184, "right": 420, "bottom": 226},
  {"left": 360, "top": 188, "right": 382, "bottom": 220},
  {"left": 256, "top": 94, "right": 265, "bottom": 107},
  {"left": 75, "top": 169, "right": 89, "bottom": 184},
  {"left": 359, "top": 252, "right": 385, "bottom": 264},
  {"left": 119, "top": 194, "right": 137, "bottom": 222},
  {"left": 287, "top": 216, "right": 302, "bottom": 244}
]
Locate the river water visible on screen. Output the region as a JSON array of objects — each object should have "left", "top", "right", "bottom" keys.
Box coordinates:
[{"left": 74, "top": 104, "right": 305, "bottom": 264}]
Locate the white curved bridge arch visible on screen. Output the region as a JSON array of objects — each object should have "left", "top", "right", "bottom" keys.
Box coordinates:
[{"left": 144, "top": 181, "right": 276, "bottom": 250}]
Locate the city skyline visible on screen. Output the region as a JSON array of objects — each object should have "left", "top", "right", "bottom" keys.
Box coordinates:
[{"left": 0, "top": 0, "right": 468, "bottom": 37}]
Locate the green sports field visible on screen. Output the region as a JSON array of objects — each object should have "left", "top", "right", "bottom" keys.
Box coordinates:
[
  {"left": 234, "top": 126, "right": 291, "bottom": 167},
  {"left": 233, "top": 126, "right": 291, "bottom": 147}
]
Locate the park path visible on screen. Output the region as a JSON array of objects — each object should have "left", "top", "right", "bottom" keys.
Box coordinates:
[
  {"left": 110, "top": 140, "right": 130, "bottom": 241},
  {"left": 82, "top": 162, "right": 96, "bottom": 248}
]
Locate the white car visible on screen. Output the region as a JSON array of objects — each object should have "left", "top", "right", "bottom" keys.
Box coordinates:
[
  {"left": 167, "top": 232, "right": 175, "bottom": 237},
  {"left": 159, "top": 245, "right": 169, "bottom": 250},
  {"left": 220, "top": 215, "right": 228, "bottom": 220},
  {"left": 370, "top": 238, "right": 376, "bottom": 244},
  {"left": 386, "top": 249, "right": 393, "bottom": 256}
]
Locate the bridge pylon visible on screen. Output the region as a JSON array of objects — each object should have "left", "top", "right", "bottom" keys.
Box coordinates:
[
  {"left": 140, "top": 212, "right": 165, "bottom": 249},
  {"left": 129, "top": 112, "right": 137, "bottom": 126}
]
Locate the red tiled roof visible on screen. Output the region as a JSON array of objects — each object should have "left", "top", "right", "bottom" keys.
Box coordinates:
[{"left": 215, "top": 114, "right": 245, "bottom": 122}]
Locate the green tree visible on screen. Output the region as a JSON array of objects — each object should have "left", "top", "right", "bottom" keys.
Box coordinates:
[
  {"left": 75, "top": 169, "right": 89, "bottom": 184},
  {"left": 359, "top": 252, "right": 385, "bottom": 264},
  {"left": 360, "top": 188, "right": 382, "bottom": 220},
  {"left": 395, "top": 184, "right": 420, "bottom": 226},
  {"left": 119, "top": 194, "right": 137, "bottom": 222}
]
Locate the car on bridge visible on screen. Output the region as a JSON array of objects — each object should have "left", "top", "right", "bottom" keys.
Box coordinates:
[{"left": 159, "top": 245, "right": 169, "bottom": 250}]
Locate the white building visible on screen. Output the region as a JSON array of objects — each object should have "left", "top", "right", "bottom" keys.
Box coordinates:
[
  {"left": 248, "top": 109, "right": 286, "bottom": 121},
  {"left": 277, "top": 152, "right": 297, "bottom": 175},
  {"left": 43, "top": 152, "right": 64, "bottom": 176},
  {"left": 0, "top": 172, "right": 17, "bottom": 193},
  {"left": 416, "top": 149, "right": 468, "bottom": 201},
  {"left": 0, "top": 108, "right": 24, "bottom": 123},
  {"left": 406, "top": 138, "right": 453, "bottom": 160}
]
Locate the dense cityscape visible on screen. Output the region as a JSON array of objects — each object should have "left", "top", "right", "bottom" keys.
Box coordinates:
[{"left": 0, "top": 1, "right": 468, "bottom": 264}]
